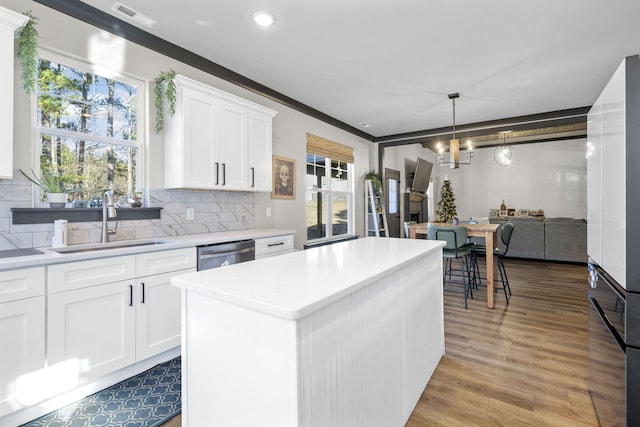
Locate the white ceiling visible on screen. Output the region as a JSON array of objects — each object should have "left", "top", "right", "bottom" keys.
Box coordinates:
[{"left": 80, "top": 0, "right": 640, "bottom": 139}]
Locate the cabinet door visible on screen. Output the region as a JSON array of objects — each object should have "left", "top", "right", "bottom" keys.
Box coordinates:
[
  {"left": 136, "top": 247, "right": 196, "bottom": 277},
  {"left": 587, "top": 95, "right": 603, "bottom": 265},
  {"left": 255, "top": 234, "right": 294, "bottom": 259},
  {"left": 182, "top": 87, "right": 219, "bottom": 188},
  {"left": 0, "top": 296, "right": 45, "bottom": 418},
  {"left": 0, "top": 266, "right": 45, "bottom": 304},
  {"left": 248, "top": 110, "right": 273, "bottom": 192},
  {"left": 48, "top": 281, "right": 135, "bottom": 380},
  {"left": 0, "top": 9, "right": 28, "bottom": 179},
  {"left": 136, "top": 269, "right": 194, "bottom": 360},
  {"left": 601, "top": 61, "right": 626, "bottom": 286},
  {"left": 218, "top": 100, "right": 249, "bottom": 190},
  {"left": 47, "top": 255, "right": 135, "bottom": 294}
]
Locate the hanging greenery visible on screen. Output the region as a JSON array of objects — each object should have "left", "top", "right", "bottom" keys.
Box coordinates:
[
  {"left": 17, "top": 11, "right": 39, "bottom": 94},
  {"left": 153, "top": 69, "right": 177, "bottom": 133}
]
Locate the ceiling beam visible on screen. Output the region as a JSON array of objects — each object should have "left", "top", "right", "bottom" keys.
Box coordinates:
[{"left": 377, "top": 106, "right": 589, "bottom": 151}]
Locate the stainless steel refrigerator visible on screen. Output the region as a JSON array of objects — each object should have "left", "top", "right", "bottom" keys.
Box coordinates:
[{"left": 587, "top": 54, "right": 640, "bottom": 427}]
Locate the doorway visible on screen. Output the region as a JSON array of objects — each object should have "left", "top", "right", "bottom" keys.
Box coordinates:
[{"left": 384, "top": 168, "right": 401, "bottom": 238}]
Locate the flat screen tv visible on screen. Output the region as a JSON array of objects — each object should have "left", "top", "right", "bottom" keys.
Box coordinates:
[{"left": 411, "top": 157, "right": 433, "bottom": 194}]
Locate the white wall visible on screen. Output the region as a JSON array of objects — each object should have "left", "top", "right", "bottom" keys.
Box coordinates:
[
  {"left": 1, "top": 0, "right": 372, "bottom": 249},
  {"left": 383, "top": 139, "right": 588, "bottom": 221}
]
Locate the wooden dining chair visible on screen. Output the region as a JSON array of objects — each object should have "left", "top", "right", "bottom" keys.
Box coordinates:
[{"left": 403, "top": 221, "right": 417, "bottom": 238}]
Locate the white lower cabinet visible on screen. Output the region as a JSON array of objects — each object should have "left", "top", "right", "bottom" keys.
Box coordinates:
[
  {"left": 46, "top": 248, "right": 196, "bottom": 383},
  {"left": 47, "top": 281, "right": 136, "bottom": 379},
  {"left": 255, "top": 234, "right": 294, "bottom": 259},
  {"left": 136, "top": 268, "right": 195, "bottom": 360},
  {"left": 0, "top": 295, "right": 45, "bottom": 418}
]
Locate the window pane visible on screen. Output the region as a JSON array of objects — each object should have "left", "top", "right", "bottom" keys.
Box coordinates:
[
  {"left": 306, "top": 191, "right": 326, "bottom": 240},
  {"left": 388, "top": 178, "right": 399, "bottom": 214},
  {"left": 331, "top": 191, "right": 349, "bottom": 236},
  {"left": 37, "top": 60, "right": 137, "bottom": 142},
  {"left": 305, "top": 154, "right": 326, "bottom": 189},
  {"left": 39, "top": 133, "right": 138, "bottom": 202},
  {"left": 330, "top": 160, "right": 348, "bottom": 191}
]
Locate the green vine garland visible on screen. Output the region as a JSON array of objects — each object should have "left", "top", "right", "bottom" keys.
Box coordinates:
[
  {"left": 17, "top": 11, "right": 39, "bottom": 94},
  {"left": 153, "top": 69, "right": 176, "bottom": 133}
]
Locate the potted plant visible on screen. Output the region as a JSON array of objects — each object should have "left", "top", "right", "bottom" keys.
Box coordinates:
[
  {"left": 20, "top": 169, "right": 72, "bottom": 208},
  {"left": 365, "top": 170, "right": 383, "bottom": 192}
]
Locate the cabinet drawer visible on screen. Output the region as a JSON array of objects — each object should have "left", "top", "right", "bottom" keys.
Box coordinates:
[
  {"left": 255, "top": 234, "right": 294, "bottom": 259},
  {"left": 136, "top": 248, "right": 197, "bottom": 277},
  {"left": 0, "top": 266, "right": 45, "bottom": 304},
  {"left": 48, "top": 256, "right": 136, "bottom": 294}
]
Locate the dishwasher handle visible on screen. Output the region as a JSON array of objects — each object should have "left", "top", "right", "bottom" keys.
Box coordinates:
[{"left": 199, "top": 246, "right": 254, "bottom": 259}]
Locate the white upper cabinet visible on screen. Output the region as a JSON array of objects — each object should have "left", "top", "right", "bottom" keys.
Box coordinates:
[
  {"left": 164, "top": 75, "right": 278, "bottom": 191},
  {"left": 248, "top": 110, "right": 274, "bottom": 191},
  {"left": 0, "top": 7, "right": 29, "bottom": 179}
]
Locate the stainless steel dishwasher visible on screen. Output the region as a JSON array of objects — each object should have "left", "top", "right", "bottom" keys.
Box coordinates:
[{"left": 197, "top": 239, "right": 255, "bottom": 270}]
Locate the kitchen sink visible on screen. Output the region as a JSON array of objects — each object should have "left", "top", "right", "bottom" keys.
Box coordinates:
[
  {"left": 49, "top": 239, "right": 175, "bottom": 254},
  {"left": 0, "top": 248, "right": 45, "bottom": 258}
]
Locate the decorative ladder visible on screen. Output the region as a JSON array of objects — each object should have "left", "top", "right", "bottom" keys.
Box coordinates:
[{"left": 365, "top": 179, "right": 389, "bottom": 237}]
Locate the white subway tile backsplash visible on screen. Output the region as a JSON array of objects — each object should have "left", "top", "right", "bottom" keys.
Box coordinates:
[
  {"left": 0, "top": 233, "right": 33, "bottom": 250},
  {"left": 0, "top": 179, "right": 256, "bottom": 249}
]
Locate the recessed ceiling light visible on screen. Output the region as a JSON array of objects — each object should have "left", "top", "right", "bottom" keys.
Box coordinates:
[
  {"left": 360, "top": 122, "right": 371, "bottom": 128},
  {"left": 252, "top": 10, "right": 275, "bottom": 27}
]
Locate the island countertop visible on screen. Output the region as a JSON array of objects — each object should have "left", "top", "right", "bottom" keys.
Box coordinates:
[{"left": 172, "top": 237, "right": 444, "bottom": 320}]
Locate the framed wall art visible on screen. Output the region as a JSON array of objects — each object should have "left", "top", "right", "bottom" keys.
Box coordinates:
[{"left": 271, "top": 155, "right": 296, "bottom": 200}]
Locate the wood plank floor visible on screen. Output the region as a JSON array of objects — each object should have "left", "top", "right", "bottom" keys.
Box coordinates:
[
  {"left": 407, "top": 258, "right": 597, "bottom": 427},
  {"left": 162, "top": 259, "right": 596, "bottom": 426}
]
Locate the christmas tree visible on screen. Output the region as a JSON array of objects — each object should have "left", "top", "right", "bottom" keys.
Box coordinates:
[{"left": 436, "top": 180, "right": 457, "bottom": 223}]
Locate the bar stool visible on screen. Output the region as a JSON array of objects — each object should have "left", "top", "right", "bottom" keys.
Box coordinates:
[
  {"left": 469, "top": 223, "right": 514, "bottom": 303},
  {"left": 428, "top": 225, "right": 474, "bottom": 309}
]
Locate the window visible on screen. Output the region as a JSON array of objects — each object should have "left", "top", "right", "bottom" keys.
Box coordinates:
[
  {"left": 305, "top": 134, "right": 354, "bottom": 242},
  {"left": 33, "top": 52, "right": 144, "bottom": 204}
]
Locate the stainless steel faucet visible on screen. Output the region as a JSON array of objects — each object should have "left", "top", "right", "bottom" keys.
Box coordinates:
[{"left": 101, "top": 190, "right": 118, "bottom": 243}]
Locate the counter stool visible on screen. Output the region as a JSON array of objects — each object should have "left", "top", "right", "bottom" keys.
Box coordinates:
[
  {"left": 469, "top": 223, "right": 514, "bottom": 303},
  {"left": 428, "top": 225, "right": 473, "bottom": 309}
]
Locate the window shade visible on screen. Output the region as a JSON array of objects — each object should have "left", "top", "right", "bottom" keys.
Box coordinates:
[{"left": 306, "top": 133, "right": 354, "bottom": 164}]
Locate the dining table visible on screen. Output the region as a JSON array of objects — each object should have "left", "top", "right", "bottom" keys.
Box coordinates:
[{"left": 408, "top": 222, "right": 501, "bottom": 309}]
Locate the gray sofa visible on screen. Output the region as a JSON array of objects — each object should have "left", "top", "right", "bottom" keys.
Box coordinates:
[{"left": 489, "top": 217, "right": 586, "bottom": 263}]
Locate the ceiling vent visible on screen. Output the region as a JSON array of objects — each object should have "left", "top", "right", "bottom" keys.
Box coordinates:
[{"left": 111, "top": 2, "right": 157, "bottom": 28}]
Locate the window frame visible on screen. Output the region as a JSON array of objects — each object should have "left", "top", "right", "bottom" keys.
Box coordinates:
[
  {"left": 305, "top": 153, "right": 354, "bottom": 244},
  {"left": 30, "top": 48, "right": 146, "bottom": 205}
]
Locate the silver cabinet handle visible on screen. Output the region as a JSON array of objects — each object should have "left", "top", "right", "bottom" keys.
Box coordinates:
[
  {"left": 251, "top": 167, "right": 255, "bottom": 187},
  {"left": 215, "top": 162, "right": 220, "bottom": 185},
  {"left": 267, "top": 242, "right": 285, "bottom": 247},
  {"left": 129, "top": 284, "right": 133, "bottom": 307},
  {"left": 222, "top": 163, "right": 226, "bottom": 185},
  {"left": 140, "top": 282, "right": 145, "bottom": 304}
]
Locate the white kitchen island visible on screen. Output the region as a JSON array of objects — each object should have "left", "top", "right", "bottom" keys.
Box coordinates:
[{"left": 172, "top": 237, "right": 445, "bottom": 427}]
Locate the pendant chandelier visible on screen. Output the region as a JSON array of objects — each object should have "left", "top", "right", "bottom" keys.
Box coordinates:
[
  {"left": 494, "top": 131, "right": 513, "bottom": 167},
  {"left": 436, "top": 93, "right": 473, "bottom": 169}
]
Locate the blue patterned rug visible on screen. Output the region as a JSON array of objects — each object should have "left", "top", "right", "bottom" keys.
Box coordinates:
[{"left": 21, "top": 357, "right": 181, "bottom": 427}]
